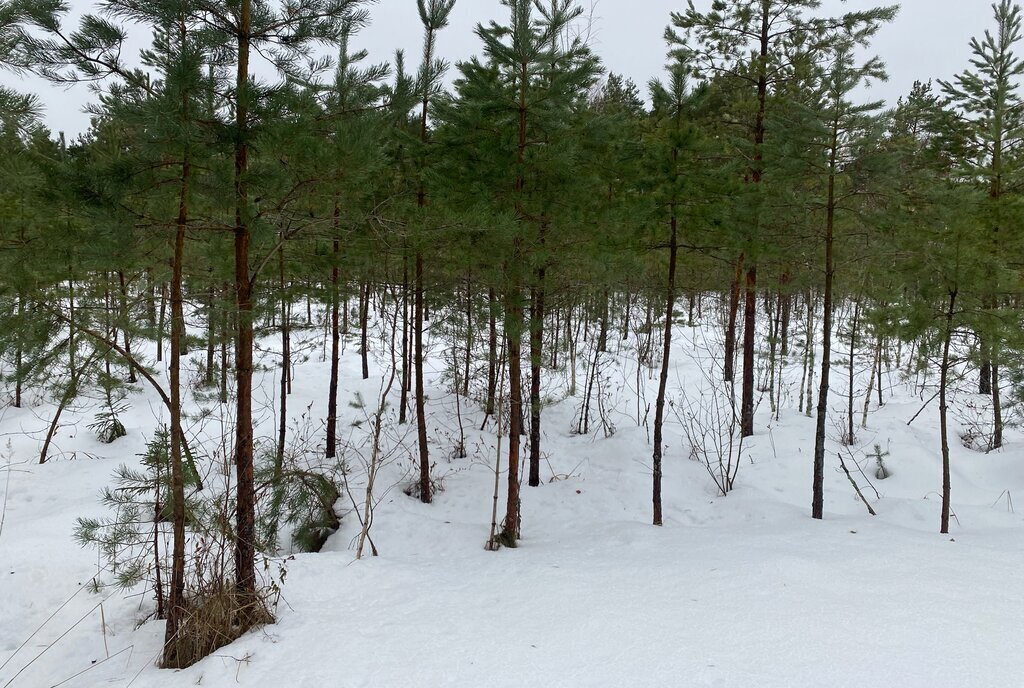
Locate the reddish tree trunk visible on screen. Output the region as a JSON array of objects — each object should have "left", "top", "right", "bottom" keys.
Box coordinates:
[{"left": 232, "top": 0, "right": 257, "bottom": 599}]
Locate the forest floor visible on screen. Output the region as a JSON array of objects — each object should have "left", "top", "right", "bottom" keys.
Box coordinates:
[{"left": 1, "top": 310, "right": 1023, "bottom": 687}]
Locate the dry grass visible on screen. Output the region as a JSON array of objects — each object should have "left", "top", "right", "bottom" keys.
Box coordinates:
[{"left": 162, "top": 582, "right": 274, "bottom": 669}]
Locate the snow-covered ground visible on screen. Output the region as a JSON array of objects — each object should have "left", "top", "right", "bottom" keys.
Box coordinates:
[{"left": 2, "top": 305, "right": 1022, "bottom": 687}]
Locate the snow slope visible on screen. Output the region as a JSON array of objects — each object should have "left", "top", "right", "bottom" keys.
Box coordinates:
[{"left": 1, "top": 308, "right": 1022, "bottom": 688}]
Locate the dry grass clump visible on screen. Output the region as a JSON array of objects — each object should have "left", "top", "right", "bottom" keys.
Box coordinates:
[{"left": 162, "top": 581, "right": 274, "bottom": 669}]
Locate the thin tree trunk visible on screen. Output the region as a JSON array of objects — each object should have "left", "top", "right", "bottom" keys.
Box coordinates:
[
  {"left": 767, "top": 290, "right": 779, "bottom": 413},
  {"left": 39, "top": 373, "right": 78, "bottom": 464},
  {"left": 485, "top": 287, "right": 498, "bottom": 418},
  {"left": 992, "top": 353, "right": 1003, "bottom": 449},
  {"left": 550, "top": 303, "right": 560, "bottom": 369},
  {"left": 724, "top": 257, "right": 743, "bottom": 382},
  {"left": 877, "top": 335, "right": 885, "bottom": 407},
  {"left": 862, "top": 335, "right": 882, "bottom": 429},
  {"left": 501, "top": 288, "right": 523, "bottom": 546},
  {"left": 163, "top": 147, "right": 190, "bottom": 666},
  {"left": 780, "top": 275, "right": 791, "bottom": 357},
  {"left": 15, "top": 293, "right": 25, "bottom": 407},
  {"left": 156, "top": 282, "right": 167, "bottom": 364},
  {"left": 528, "top": 264, "right": 546, "bottom": 488},
  {"left": 414, "top": 255, "right": 430, "bottom": 503},
  {"left": 623, "top": 289, "right": 633, "bottom": 339},
  {"left": 146, "top": 267, "right": 158, "bottom": 327},
  {"left": 399, "top": 257, "right": 410, "bottom": 424},
  {"left": 276, "top": 242, "right": 290, "bottom": 469},
  {"left": 360, "top": 281, "right": 370, "bottom": 380},
  {"left": 597, "top": 289, "right": 609, "bottom": 353},
  {"left": 805, "top": 290, "right": 816, "bottom": 418},
  {"left": 739, "top": 4, "right": 769, "bottom": 433},
  {"left": 117, "top": 271, "right": 137, "bottom": 384},
  {"left": 652, "top": 217, "right": 678, "bottom": 527},
  {"left": 220, "top": 287, "right": 228, "bottom": 404},
  {"left": 939, "top": 289, "right": 958, "bottom": 534},
  {"left": 103, "top": 274, "right": 114, "bottom": 397},
  {"left": 979, "top": 340, "right": 992, "bottom": 395},
  {"left": 812, "top": 148, "right": 838, "bottom": 519},
  {"left": 152, "top": 469, "right": 165, "bottom": 620},
  {"left": 740, "top": 266, "right": 757, "bottom": 437},
  {"left": 326, "top": 230, "right": 341, "bottom": 459},
  {"left": 68, "top": 275, "right": 76, "bottom": 373},
  {"left": 205, "top": 281, "right": 216, "bottom": 388},
  {"left": 463, "top": 272, "right": 472, "bottom": 398},
  {"left": 847, "top": 299, "right": 860, "bottom": 445}
]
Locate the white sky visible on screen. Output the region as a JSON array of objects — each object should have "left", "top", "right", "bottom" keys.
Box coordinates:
[{"left": 2, "top": 0, "right": 996, "bottom": 136}]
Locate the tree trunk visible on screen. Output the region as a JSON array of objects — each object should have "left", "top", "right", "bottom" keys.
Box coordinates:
[
  {"left": 163, "top": 152, "right": 190, "bottom": 667},
  {"left": 740, "top": 266, "right": 757, "bottom": 437},
  {"left": 14, "top": 294, "right": 23, "bottom": 408},
  {"left": 146, "top": 267, "right": 158, "bottom": 327},
  {"left": 979, "top": 345, "right": 992, "bottom": 395},
  {"left": 737, "top": 4, "right": 770, "bottom": 433},
  {"left": 766, "top": 290, "right": 779, "bottom": 413},
  {"left": 39, "top": 372, "right": 77, "bottom": 464},
  {"left": 812, "top": 150, "right": 838, "bottom": 520},
  {"left": 415, "top": 254, "right": 431, "bottom": 503},
  {"left": 116, "top": 271, "right": 137, "bottom": 384},
  {"left": 992, "top": 354, "right": 1003, "bottom": 450},
  {"left": 597, "top": 289, "right": 609, "bottom": 353},
  {"left": 67, "top": 275, "right": 75, "bottom": 373},
  {"left": 360, "top": 281, "right": 370, "bottom": 380},
  {"left": 463, "top": 273, "right": 472, "bottom": 398},
  {"left": 724, "top": 256, "right": 743, "bottom": 382},
  {"left": 939, "top": 289, "right": 958, "bottom": 534},
  {"left": 326, "top": 231, "right": 341, "bottom": 459},
  {"left": 847, "top": 299, "right": 860, "bottom": 446},
  {"left": 232, "top": 0, "right": 257, "bottom": 600},
  {"left": 527, "top": 266, "right": 546, "bottom": 488},
  {"left": 780, "top": 276, "right": 791, "bottom": 357},
  {"left": 805, "top": 290, "right": 816, "bottom": 417},
  {"left": 399, "top": 256, "right": 410, "bottom": 424},
  {"left": 276, "top": 242, "right": 290, "bottom": 469},
  {"left": 220, "top": 286, "right": 229, "bottom": 404},
  {"left": 485, "top": 287, "right": 498, "bottom": 418},
  {"left": 862, "top": 335, "right": 882, "bottom": 429},
  {"left": 501, "top": 288, "right": 523, "bottom": 545},
  {"left": 205, "top": 281, "right": 216, "bottom": 388},
  {"left": 652, "top": 218, "right": 678, "bottom": 527},
  {"left": 156, "top": 281, "right": 166, "bottom": 364}
]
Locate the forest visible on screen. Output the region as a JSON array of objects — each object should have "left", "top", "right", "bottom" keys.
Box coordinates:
[{"left": 1, "top": 0, "right": 1023, "bottom": 686}]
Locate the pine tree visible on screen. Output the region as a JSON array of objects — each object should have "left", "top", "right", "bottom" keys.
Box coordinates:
[
  {"left": 939, "top": 0, "right": 1024, "bottom": 450},
  {"left": 438, "top": 0, "right": 599, "bottom": 545},
  {"left": 646, "top": 61, "right": 706, "bottom": 526},
  {"left": 412, "top": 0, "right": 458, "bottom": 504},
  {"left": 669, "top": 0, "right": 897, "bottom": 438},
  {"left": 877, "top": 85, "right": 987, "bottom": 534},
  {"left": 805, "top": 43, "right": 890, "bottom": 520}
]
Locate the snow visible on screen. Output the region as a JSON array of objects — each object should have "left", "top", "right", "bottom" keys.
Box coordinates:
[{"left": 1, "top": 304, "right": 1023, "bottom": 687}]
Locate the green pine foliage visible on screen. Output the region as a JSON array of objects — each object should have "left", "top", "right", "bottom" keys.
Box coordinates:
[
  {"left": 256, "top": 450, "right": 344, "bottom": 555},
  {"left": 74, "top": 426, "right": 201, "bottom": 595}
]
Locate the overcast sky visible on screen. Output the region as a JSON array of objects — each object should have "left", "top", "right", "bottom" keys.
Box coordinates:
[{"left": 2, "top": 1, "right": 995, "bottom": 136}]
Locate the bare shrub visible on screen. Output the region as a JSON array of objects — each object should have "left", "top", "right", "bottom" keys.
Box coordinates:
[
  {"left": 957, "top": 399, "right": 996, "bottom": 452},
  {"left": 675, "top": 370, "right": 746, "bottom": 496}
]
